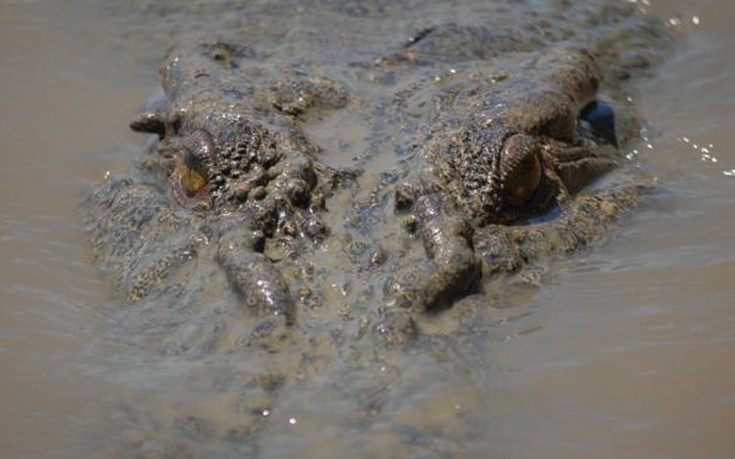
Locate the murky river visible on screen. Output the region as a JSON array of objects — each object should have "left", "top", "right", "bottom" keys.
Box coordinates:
[{"left": 1, "top": 0, "right": 733, "bottom": 457}]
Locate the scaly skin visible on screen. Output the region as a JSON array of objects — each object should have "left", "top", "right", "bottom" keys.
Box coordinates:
[
  {"left": 85, "top": 0, "right": 677, "bottom": 456},
  {"left": 385, "top": 46, "right": 627, "bottom": 311}
]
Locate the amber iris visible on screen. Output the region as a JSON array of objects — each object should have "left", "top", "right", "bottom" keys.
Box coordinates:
[{"left": 179, "top": 150, "right": 208, "bottom": 196}]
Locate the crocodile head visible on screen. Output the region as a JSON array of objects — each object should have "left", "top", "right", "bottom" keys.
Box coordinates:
[
  {"left": 432, "top": 47, "right": 621, "bottom": 225},
  {"left": 129, "top": 43, "right": 327, "bottom": 240}
]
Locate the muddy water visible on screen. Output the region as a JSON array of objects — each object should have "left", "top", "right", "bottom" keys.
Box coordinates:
[
  {"left": 475, "top": 1, "right": 735, "bottom": 457},
  {"left": 0, "top": 1, "right": 154, "bottom": 456},
  {"left": 1, "top": 0, "right": 734, "bottom": 458}
]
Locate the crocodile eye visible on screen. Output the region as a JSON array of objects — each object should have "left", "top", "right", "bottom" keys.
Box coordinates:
[
  {"left": 500, "top": 134, "right": 543, "bottom": 207},
  {"left": 179, "top": 150, "right": 207, "bottom": 196},
  {"left": 174, "top": 130, "right": 215, "bottom": 199}
]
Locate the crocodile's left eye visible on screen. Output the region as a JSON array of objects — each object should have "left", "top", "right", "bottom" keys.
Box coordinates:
[{"left": 499, "top": 134, "right": 543, "bottom": 208}]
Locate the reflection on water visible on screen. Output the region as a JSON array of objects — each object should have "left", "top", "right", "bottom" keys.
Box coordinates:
[{"left": 1, "top": 0, "right": 734, "bottom": 457}]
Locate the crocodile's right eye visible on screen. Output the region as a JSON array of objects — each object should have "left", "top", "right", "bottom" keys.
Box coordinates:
[
  {"left": 179, "top": 150, "right": 207, "bottom": 196},
  {"left": 174, "top": 130, "right": 216, "bottom": 200}
]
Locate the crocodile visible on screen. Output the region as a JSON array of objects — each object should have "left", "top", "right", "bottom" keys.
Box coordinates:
[{"left": 85, "top": 0, "right": 676, "bottom": 456}]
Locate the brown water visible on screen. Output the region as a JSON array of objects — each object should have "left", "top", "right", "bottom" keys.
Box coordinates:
[
  {"left": 0, "top": 0, "right": 153, "bottom": 456},
  {"left": 1, "top": 0, "right": 734, "bottom": 457}
]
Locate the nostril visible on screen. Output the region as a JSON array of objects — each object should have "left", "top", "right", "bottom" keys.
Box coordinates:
[{"left": 580, "top": 100, "right": 618, "bottom": 147}]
